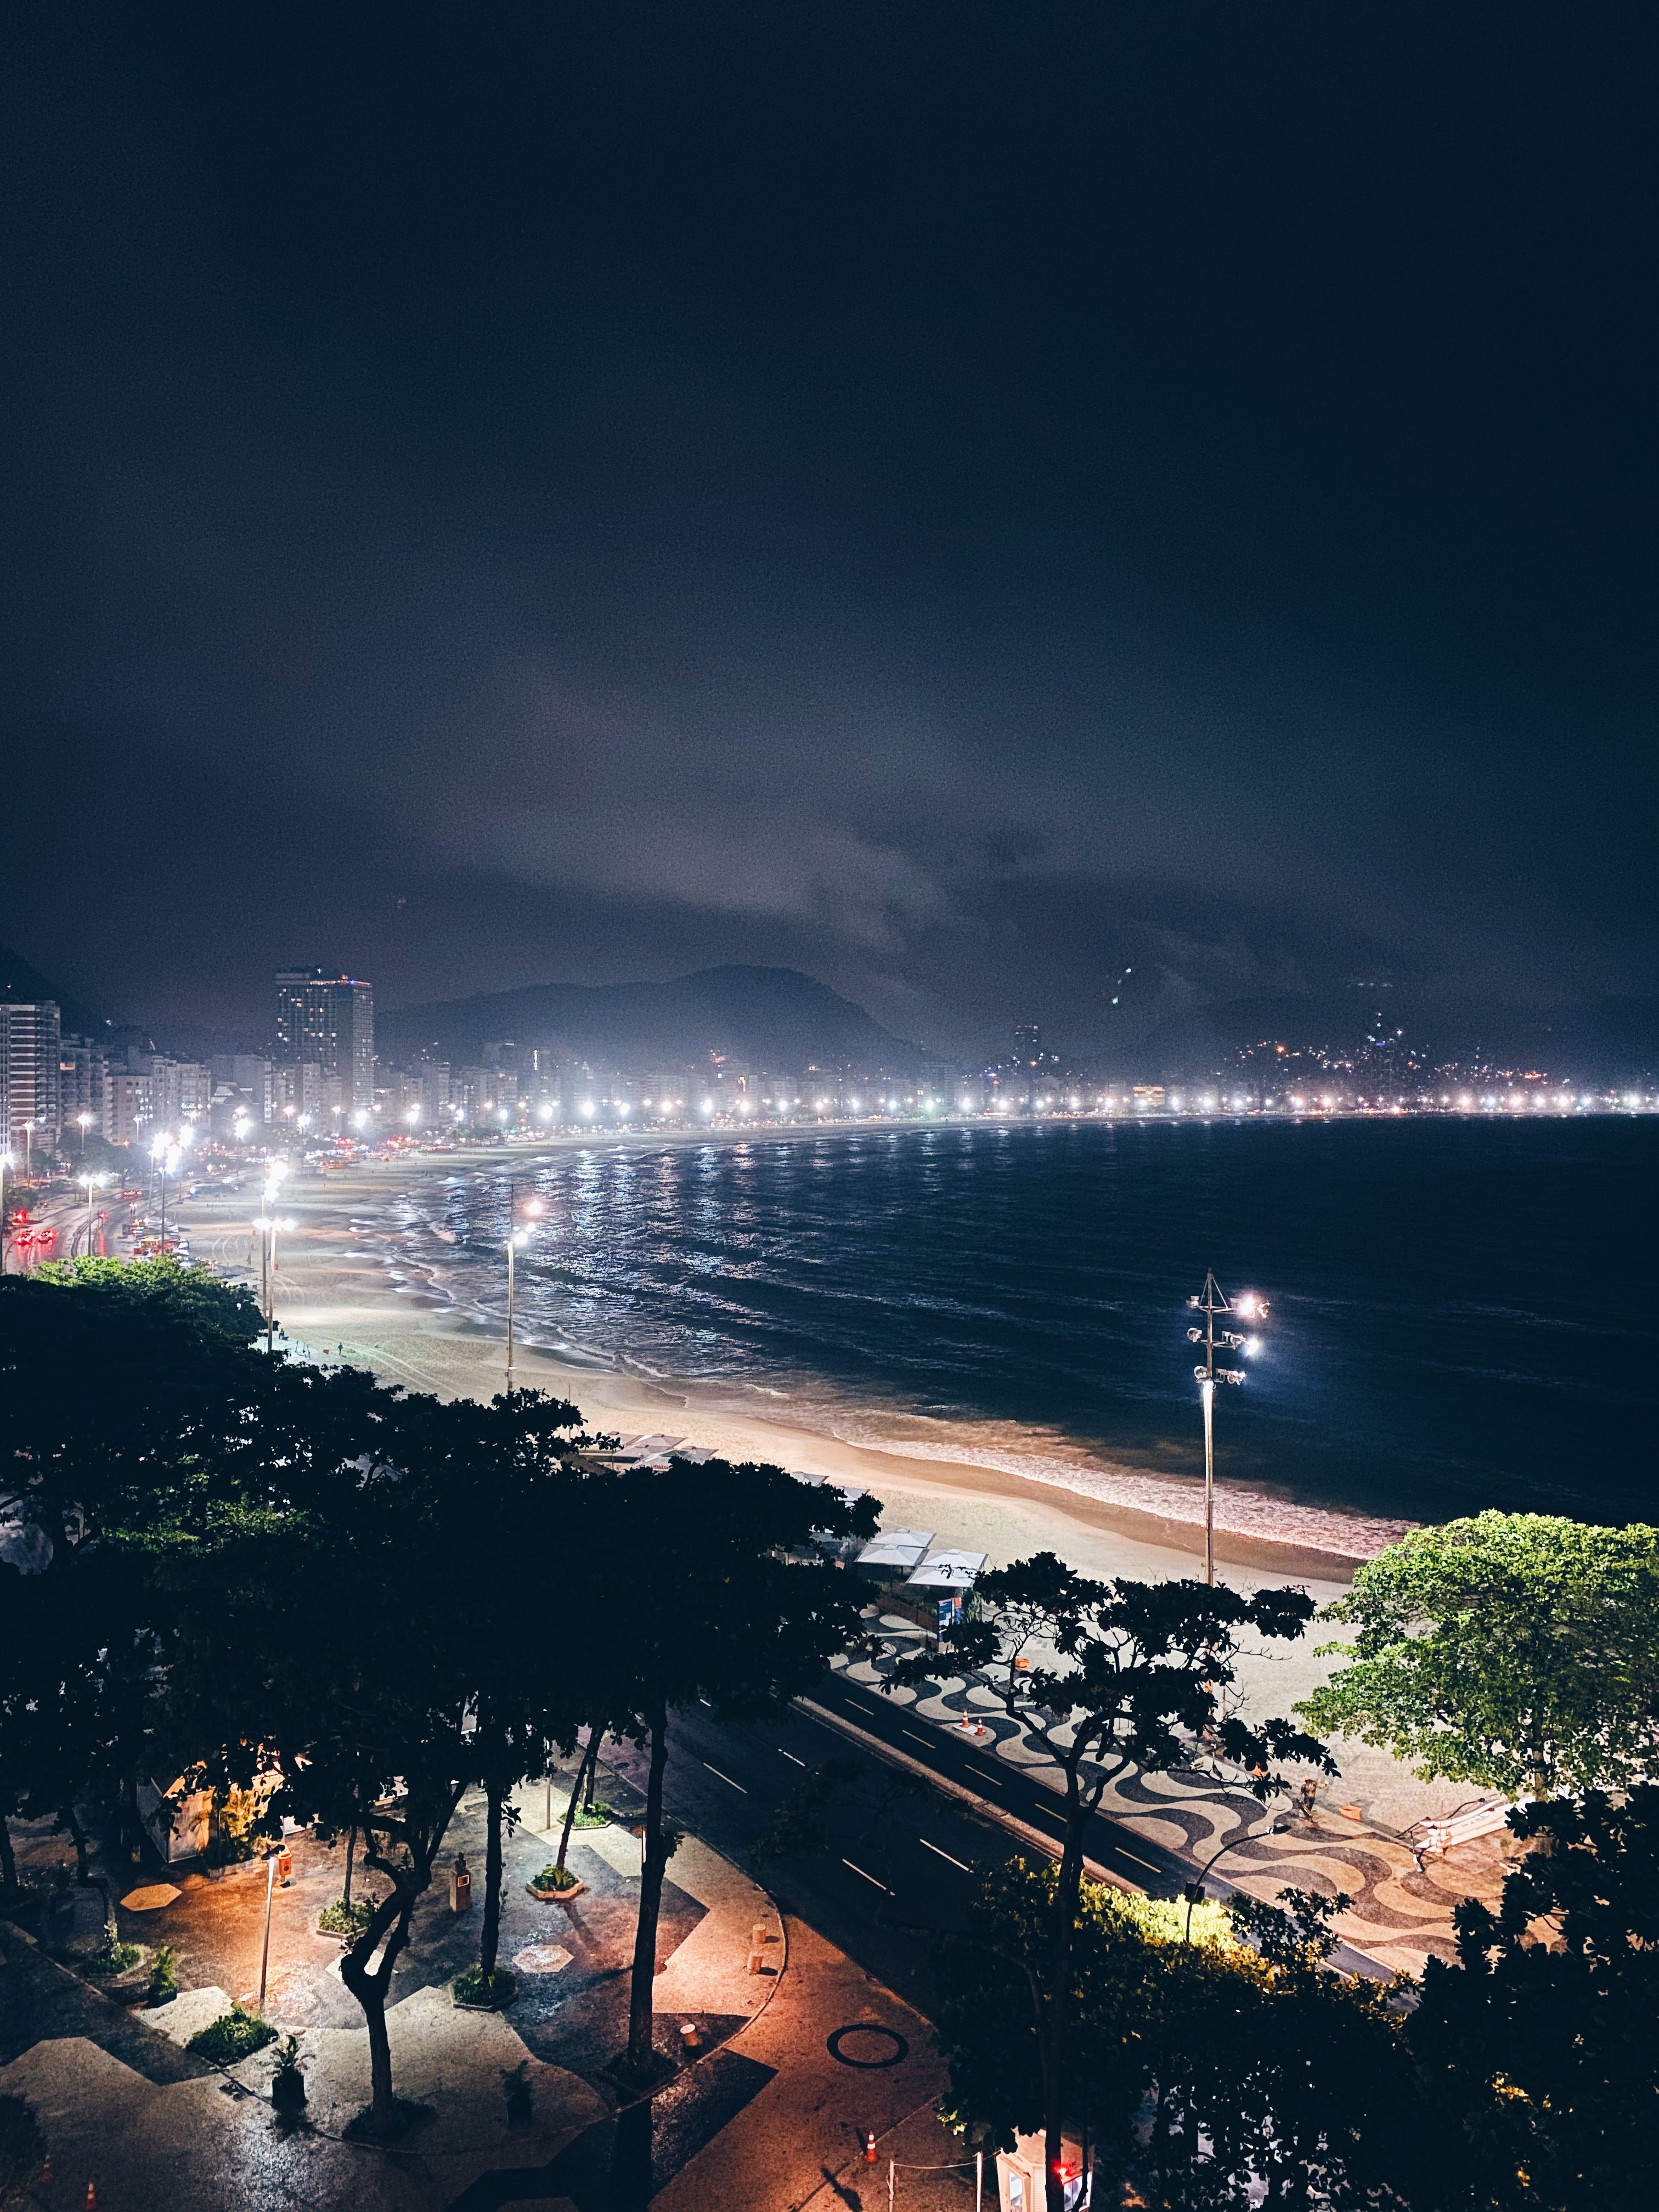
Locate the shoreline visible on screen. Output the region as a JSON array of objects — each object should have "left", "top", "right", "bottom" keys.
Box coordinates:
[{"left": 183, "top": 1141, "right": 1386, "bottom": 1585}]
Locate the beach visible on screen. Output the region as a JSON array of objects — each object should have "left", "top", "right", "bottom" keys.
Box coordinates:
[{"left": 177, "top": 1142, "right": 1474, "bottom": 1834}]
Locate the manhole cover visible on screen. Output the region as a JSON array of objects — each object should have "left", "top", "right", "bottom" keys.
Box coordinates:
[
  {"left": 514, "top": 1944, "right": 573, "bottom": 1975},
  {"left": 826, "top": 2023, "right": 909, "bottom": 2069}
]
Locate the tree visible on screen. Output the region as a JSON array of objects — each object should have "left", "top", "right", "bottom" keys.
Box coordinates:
[
  {"left": 591, "top": 1455, "right": 877, "bottom": 2078},
  {"left": 935, "top": 1861, "right": 1414, "bottom": 2210},
  {"left": 379, "top": 1387, "right": 596, "bottom": 2004},
  {"left": 1298, "top": 1514, "right": 1659, "bottom": 1801},
  {"left": 892, "top": 1562, "right": 1333, "bottom": 2212},
  {"left": 0, "top": 1266, "right": 393, "bottom": 1553},
  {"left": 1408, "top": 1786, "right": 1659, "bottom": 2211},
  {"left": 171, "top": 1500, "right": 472, "bottom": 2138}
]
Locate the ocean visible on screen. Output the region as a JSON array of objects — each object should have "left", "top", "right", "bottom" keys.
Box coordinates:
[{"left": 391, "top": 1116, "right": 1658, "bottom": 1541}]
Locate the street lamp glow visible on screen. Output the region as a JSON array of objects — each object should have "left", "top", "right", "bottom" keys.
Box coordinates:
[{"left": 1186, "top": 1274, "right": 1267, "bottom": 1585}]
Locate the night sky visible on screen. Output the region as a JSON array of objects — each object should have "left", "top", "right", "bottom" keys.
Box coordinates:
[{"left": 3, "top": 7, "right": 1654, "bottom": 1058}]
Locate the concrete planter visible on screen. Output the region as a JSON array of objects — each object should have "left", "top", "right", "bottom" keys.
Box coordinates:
[{"left": 527, "top": 1878, "right": 585, "bottom": 1904}]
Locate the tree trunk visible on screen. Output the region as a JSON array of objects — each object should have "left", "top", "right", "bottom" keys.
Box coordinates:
[
  {"left": 62, "top": 1805, "right": 91, "bottom": 1882},
  {"left": 0, "top": 1813, "right": 16, "bottom": 1892},
  {"left": 556, "top": 1733, "right": 601, "bottom": 1876},
  {"left": 360, "top": 1967, "right": 396, "bottom": 2127},
  {"left": 479, "top": 1778, "right": 504, "bottom": 1989},
  {"left": 341, "top": 1892, "right": 416, "bottom": 2132},
  {"left": 583, "top": 1734, "right": 602, "bottom": 1812},
  {"left": 626, "top": 1703, "right": 669, "bottom": 2072},
  {"left": 1043, "top": 1766, "right": 1088, "bottom": 2212},
  {"left": 343, "top": 1823, "right": 357, "bottom": 1905}
]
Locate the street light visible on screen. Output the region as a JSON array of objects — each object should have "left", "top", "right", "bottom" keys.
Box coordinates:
[
  {"left": 1182, "top": 1809, "right": 1293, "bottom": 1939},
  {"left": 1186, "top": 1273, "right": 1267, "bottom": 1586},
  {"left": 258, "top": 1845, "right": 280, "bottom": 2013},
  {"left": 80, "top": 1172, "right": 105, "bottom": 1257},
  {"left": 77, "top": 1110, "right": 94, "bottom": 1159}
]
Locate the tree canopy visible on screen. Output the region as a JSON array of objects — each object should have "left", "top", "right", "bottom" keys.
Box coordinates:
[
  {"left": 1298, "top": 1513, "right": 1659, "bottom": 1799},
  {"left": 1408, "top": 1787, "right": 1659, "bottom": 2211}
]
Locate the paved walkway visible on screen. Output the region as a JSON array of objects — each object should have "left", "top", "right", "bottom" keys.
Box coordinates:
[
  {"left": 842, "top": 1613, "right": 1509, "bottom": 1977},
  {"left": 0, "top": 1761, "right": 794, "bottom": 2210}
]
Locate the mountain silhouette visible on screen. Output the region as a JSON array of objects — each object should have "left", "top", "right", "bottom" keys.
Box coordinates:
[{"left": 377, "top": 963, "right": 929, "bottom": 1072}]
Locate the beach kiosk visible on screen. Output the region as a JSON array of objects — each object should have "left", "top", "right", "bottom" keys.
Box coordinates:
[{"left": 904, "top": 1545, "right": 988, "bottom": 1637}]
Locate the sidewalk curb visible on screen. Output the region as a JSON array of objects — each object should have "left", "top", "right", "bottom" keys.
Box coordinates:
[{"left": 794, "top": 1698, "right": 1140, "bottom": 1894}]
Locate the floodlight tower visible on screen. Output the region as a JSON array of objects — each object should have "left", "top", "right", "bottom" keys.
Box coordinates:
[{"left": 1186, "top": 1272, "right": 1267, "bottom": 1584}]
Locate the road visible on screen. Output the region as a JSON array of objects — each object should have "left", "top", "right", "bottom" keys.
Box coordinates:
[
  {"left": 596, "top": 1670, "right": 1195, "bottom": 2023},
  {"left": 603, "top": 1663, "right": 1385, "bottom": 2012}
]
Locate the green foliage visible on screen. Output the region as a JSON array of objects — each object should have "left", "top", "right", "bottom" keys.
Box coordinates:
[
  {"left": 146, "top": 1944, "right": 178, "bottom": 2003},
  {"left": 30, "top": 1255, "right": 262, "bottom": 1350},
  {"left": 1298, "top": 1513, "right": 1659, "bottom": 1797},
  {"left": 188, "top": 2006, "right": 276, "bottom": 2063},
  {"left": 317, "top": 1896, "right": 375, "bottom": 1936},
  {"left": 531, "top": 1862, "right": 581, "bottom": 1892},
  {"left": 936, "top": 1859, "right": 1415, "bottom": 2204},
  {"left": 571, "top": 1798, "right": 615, "bottom": 1829},
  {"left": 272, "top": 2034, "right": 306, "bottom": 2083},
  {"left": 85, "top": 1932, "right": 143, "bottom": 1977},
  {"left": 0, "top": 2092, "right": 46, "bottom": 2197},
  {"left": 1409, "top": 1785, "right": 1659, "bottom": 2210}
]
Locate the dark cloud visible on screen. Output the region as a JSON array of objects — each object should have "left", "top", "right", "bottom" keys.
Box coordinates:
[{"left": 2, "top": 5, "right": 1654, "bottom": 1058}]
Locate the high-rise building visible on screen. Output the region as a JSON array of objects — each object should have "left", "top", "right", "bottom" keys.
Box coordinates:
[
  {"left": 273, "top": 969, "right": 374, "bottom": 1109},
  {"left": 1, "top": 1000, "right": 63, "bottom": 1146}
]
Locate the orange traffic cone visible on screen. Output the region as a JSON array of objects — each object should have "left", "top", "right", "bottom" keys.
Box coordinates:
[
  {"left": 865, "top": 2130, "right": 877, "bottom": 2164},
  {"left": 86, "top": 2185, "right": 97, "bottom": 2210},
  {"left": 40, "top": 2151, "right": 51, "bottom": 2184}
]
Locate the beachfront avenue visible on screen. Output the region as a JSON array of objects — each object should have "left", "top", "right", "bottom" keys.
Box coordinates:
[{"left": 4, "top": 1260, "right": 1658, "bottom": 2209}]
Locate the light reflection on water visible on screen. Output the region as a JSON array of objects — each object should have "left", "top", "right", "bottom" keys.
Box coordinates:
[{"left": 391, "top": 1118, "right": 1655, "bottom": 1527}]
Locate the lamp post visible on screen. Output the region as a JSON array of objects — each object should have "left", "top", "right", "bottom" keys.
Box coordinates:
[
  {"left": 504, "top": 1186, "right": 544, "bottom": 1388},
  {"left": 1186, "top": 1273, "right": 1267, "bottom": 1585},
  {"left": 80, "top": 1172, "right": 105, "bottom": 1257},
  {"left": 258, "top": 1162, "right": 291, "bottom": 1353},
  {"left": 77, "top": 1110, "right": 93, "bottom": 1160},
  {"left": 1182, "top": 1809, "right": 1293, "bottom": 1939},
  {"left": 506, "top": 1229, "right": 528, "bottom": 1386},
  {"left": 258, "top": 1846, "right": 279, "bottom": 2013}
]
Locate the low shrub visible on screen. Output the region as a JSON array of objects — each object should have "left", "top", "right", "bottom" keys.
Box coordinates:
[
  {"left": 453, "top": 1966, "right": 516, "bottom": 2010},
  {"left": 317, "top": 1896, "right": 375, "bottom": 1938},
  {"left": 188, "top": 2006, "right": 276, "bottom": 2064},
  {"left": 86, "top": 1933, "right": 143, "bottom": 1978},
  {"left": 572, "top": 1800, "right": 615, "bottom": 1830},
  {"left": 146, "top": 1944, "right": 178, "bottom": 2004},
  {"left": 531, "top": 1862, "right": 581, "bottom": 1893}
]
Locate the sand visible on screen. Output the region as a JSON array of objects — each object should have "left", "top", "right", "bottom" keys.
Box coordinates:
[{"left": 174, "top": 1145, "right": 1473, "bottom": 1833}]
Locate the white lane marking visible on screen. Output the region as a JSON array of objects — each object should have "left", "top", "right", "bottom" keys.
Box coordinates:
[
  {"left": 701, "top": 1763, "right": 747, "bottom": 1793},
  {"left": 778, "top": 1748, "right": 807, "bottom": 1767},
  {"left": 1117, "top": 1848, "right": 1160, "bottom": 1871},
  {"left": 901, "top": 1729, "right": 933, "bottom": 1747},
  {"left": 842, "top": 1858, "right": 892, "bottom": 1893},
  {"left": 919, "top": 1837, "right": 972, "bottom": 1873},
  {"left": 698, "top": 1697, "right": 713, "bottom": 1707}
]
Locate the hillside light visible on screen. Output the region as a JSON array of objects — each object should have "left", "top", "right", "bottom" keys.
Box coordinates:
[{"left": 1186, "top": 1272, "right": 1267, "bottom": 1585}]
